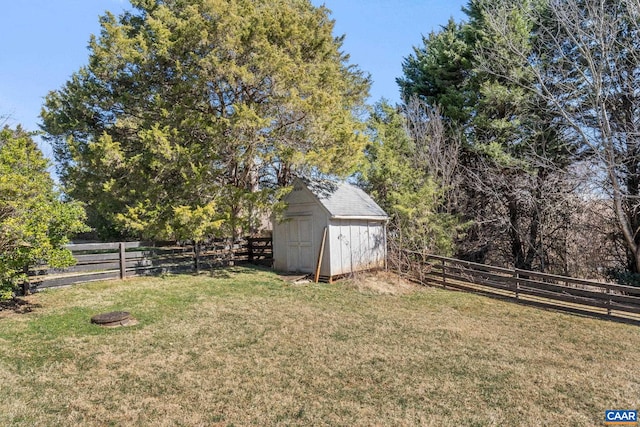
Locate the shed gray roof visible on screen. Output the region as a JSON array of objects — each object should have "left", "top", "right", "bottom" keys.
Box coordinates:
[{"left": 299, "top": 178, "right": 388, "bottom": 219}]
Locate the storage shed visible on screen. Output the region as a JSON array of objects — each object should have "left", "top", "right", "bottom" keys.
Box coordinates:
[{"left": 273, "top": 178, "right": 388, "bottom": 281}]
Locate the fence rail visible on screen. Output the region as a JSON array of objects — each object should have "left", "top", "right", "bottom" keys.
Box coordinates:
[
  {"left": 394, "top": 251, "right": 640, "bottom": 322},
  {"left": 28, "top": 238, "right": 272, "bottom": 292}
]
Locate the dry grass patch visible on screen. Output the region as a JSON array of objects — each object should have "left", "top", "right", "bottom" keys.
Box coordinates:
[
  {"left": 343, "top": 270, "right": 423, "bottom": 295},
  {"left": 0, "top": 266, "right": 638, "bottom": 426}
]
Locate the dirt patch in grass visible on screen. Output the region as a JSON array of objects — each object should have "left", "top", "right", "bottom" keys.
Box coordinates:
[
  {"left": 0, "top": 297, "right": 40, "bottom": 317},
  {"left": 343, "top": 270, "right": 423, "bottom": 295}
]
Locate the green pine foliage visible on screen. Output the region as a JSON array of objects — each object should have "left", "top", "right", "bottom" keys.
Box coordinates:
[
  {"left": 0, "top": 126, "right": 88, "bottom": 299},
  {"left": 397, "top": 19, "right": 473, "bottom": 125},
  {"left": 362, "top": 102, "right": 463, "bottom": 256},
  {"left": 41, "top": 0, "right": 370, "bottom": 241},
  {"left": 395, "top": 0, "right": 576, "bottom": 272}
]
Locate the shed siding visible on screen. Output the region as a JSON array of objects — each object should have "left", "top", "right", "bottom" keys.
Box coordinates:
[
  {"left": 273, "top": 184, "right": 329, "bottom": 273},
  {"left": 368, "top": 221, "right": 386, "bottom": 268},
  {"left": 331, "top": 221, "right": 350, "bottom": 276},
  {"left": 326, "top": 219, "right": 385, "bottom": 276},
  {"left": 286, "top": 216, "right": 315, "bottom": 272},
  {"left": 273, "top": 179, "right": 387, "bottom": 278},
  {"left": 274, "top": 208, "right": 327, "bottom": 273}
]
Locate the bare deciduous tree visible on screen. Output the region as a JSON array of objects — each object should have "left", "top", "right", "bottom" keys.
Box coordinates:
[
  {"left": 480, "top": 0, "right": 640, "bottom": 274},
  {"left": 403, "top": 97, "right": 462, "bottom": 213}
]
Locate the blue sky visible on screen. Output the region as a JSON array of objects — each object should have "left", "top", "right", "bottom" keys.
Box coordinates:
[{"left": 0, "top": 0, "right": 467, "bottom": 158}]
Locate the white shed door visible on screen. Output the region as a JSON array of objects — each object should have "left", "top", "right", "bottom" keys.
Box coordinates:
[{"left": 287, "top": 217, "right": 314, "bottom": 273}]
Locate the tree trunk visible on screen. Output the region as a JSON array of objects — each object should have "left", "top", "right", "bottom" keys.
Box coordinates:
[{"left": 508, "top": 197, "right": 526, "bottom": 270}]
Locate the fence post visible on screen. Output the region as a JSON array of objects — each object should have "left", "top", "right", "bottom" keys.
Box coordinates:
[
  {"left": 514, "top": 269, "right": 520, "bottom": 299},
  {"left": 194, "top": 242, "right": 201, "bottom": 273},
  {"left": 22, "top": 265, "right": 31, "bottom": 295},
  {"left": 441, "top": 258, "right": 446, "bottom": 289},
  {"left": 229, "top": 239, "right": 235, "bottom": 266},
  {"left": 119, "top": 242, "right": 126, "bottom": 279},
  {"left": 248, "top": 238, "right": 254, "bottom": 263},
  {"left": 606, "top": 285, "right": 612, "bottom": 317}
]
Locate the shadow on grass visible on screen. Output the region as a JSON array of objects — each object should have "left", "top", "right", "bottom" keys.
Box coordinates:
[
  {"left": 206, "top": 263, "right": 273, "bottom": 279},
  {"left": 440, "top": 284, "right": 640, "bottom": 327},
  {"left": 511, "top": 297, "right": 640, "bottom": 327},
  {"left": 0, "top": 298, "right": 41, "bottom": 315}
]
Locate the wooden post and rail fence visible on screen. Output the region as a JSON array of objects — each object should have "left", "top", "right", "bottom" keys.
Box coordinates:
[
  {"left": 25, "top": 239, "right": 640, "bottom": 322},
  {"left": 27, "top": 237, "right": 272, "bottom": 292},
  {"left": 393, "top": 251, "right": 640, "bottom": 322}
]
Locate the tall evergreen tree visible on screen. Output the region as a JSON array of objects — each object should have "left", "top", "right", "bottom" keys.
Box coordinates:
[
  {"left": 465, "top": 0, "right": 574, "bottom": 271},
  {"left": 397, "top": 19, "right": 473, "bottom": 125},
  {"left": 41, "top": 0, "right": 370, "bottom": 240},
  {"left": 397, "top": 0, "right": 575, "bottom": 272}
]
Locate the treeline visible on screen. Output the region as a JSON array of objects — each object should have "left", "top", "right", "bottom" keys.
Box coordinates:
[
  {"left": 3, "top": 0, "right": 640, "bottom": 297},
  {"left": 369, "top": 0, "right": 640, "bottom": 284}
]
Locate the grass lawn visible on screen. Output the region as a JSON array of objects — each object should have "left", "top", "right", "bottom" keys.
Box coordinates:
[{"left": 0, "top": 267, "right": 638, "bottom": 426}]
